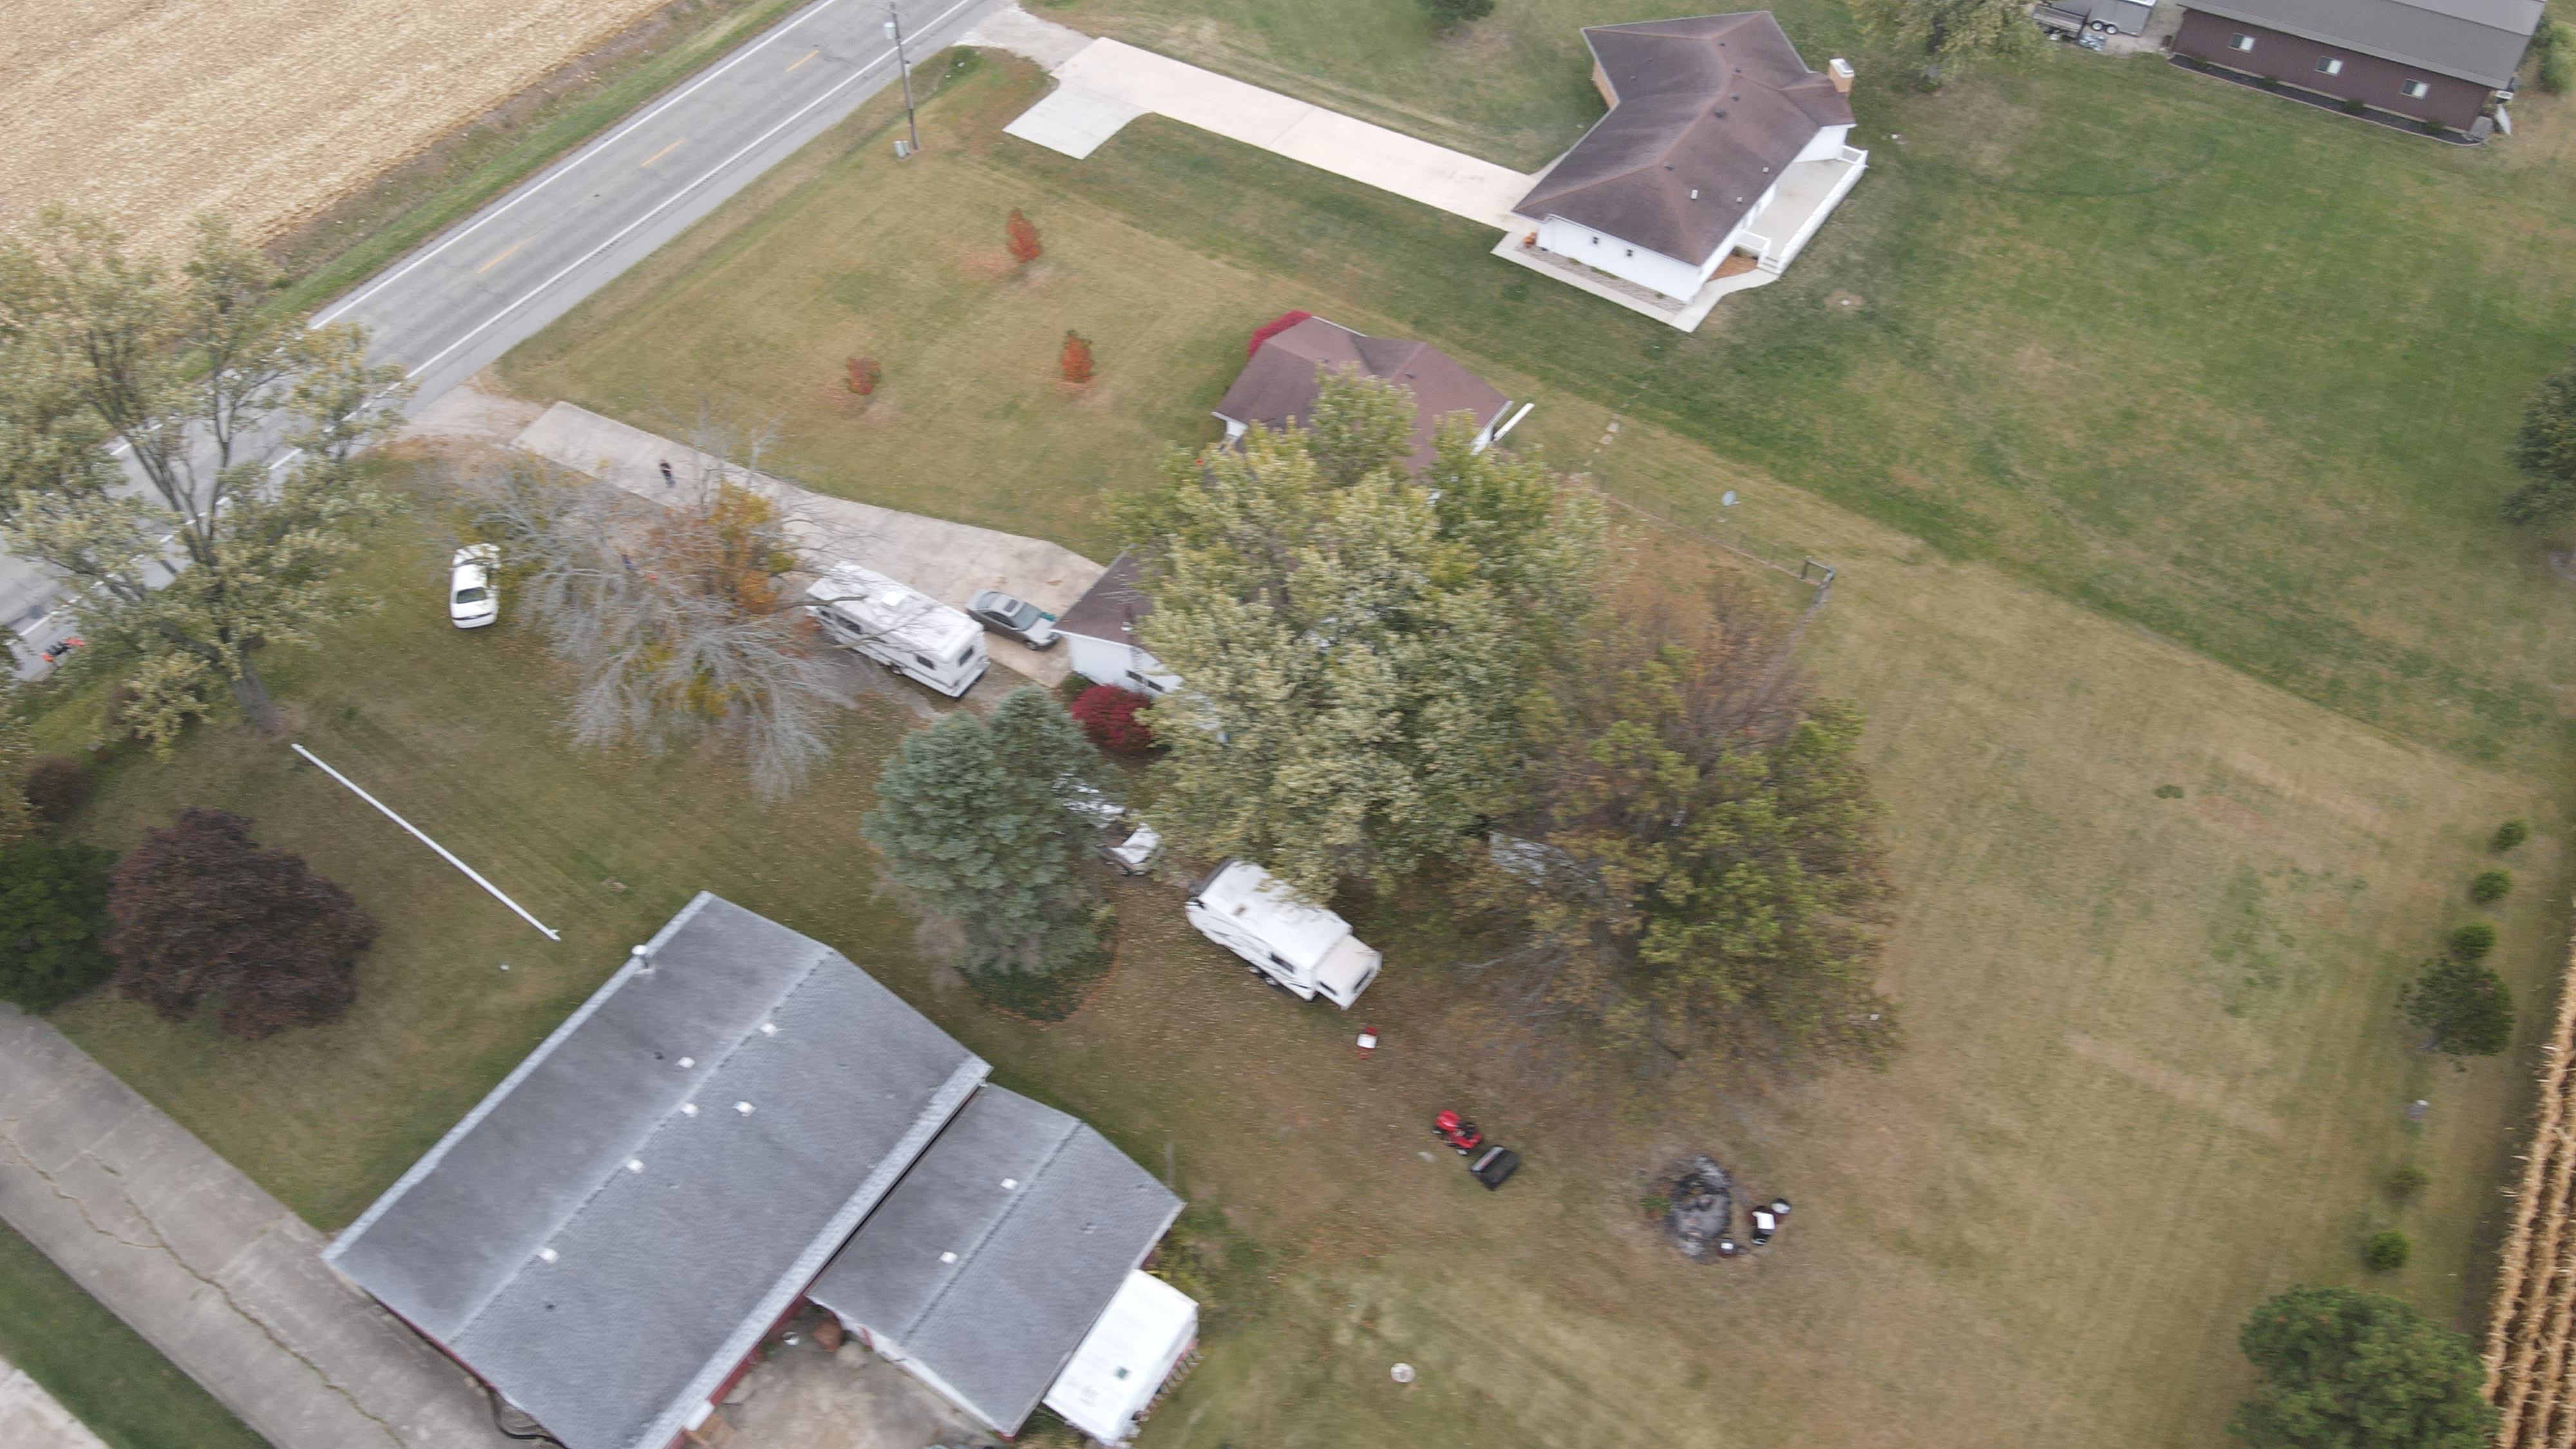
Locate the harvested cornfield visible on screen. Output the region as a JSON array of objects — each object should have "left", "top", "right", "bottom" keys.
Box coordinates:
[
  {"left": 2484, "top": 923, "right": 2576, "bottom": 1446},
  {"left": 1, "top": 0, "right": 668, "bottom": 257}
]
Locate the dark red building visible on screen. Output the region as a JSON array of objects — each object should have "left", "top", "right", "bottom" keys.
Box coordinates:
[{"left": 2175, "top": 0, "right": 2541, "bottom": 132}]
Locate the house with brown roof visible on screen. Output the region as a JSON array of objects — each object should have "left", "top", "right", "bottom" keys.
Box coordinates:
[
  {"left": 1509, "top": 14, "right": 1867, "bottom": 319},
  {"left": 1211, "top": 314, "right": 1521, "bottom": 473},
  {"left": 2175, "top": 0, "right": 2540, "bottom": 133}
]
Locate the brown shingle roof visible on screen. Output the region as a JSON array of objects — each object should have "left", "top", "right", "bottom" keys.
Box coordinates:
[
  {"left": 1211, "top": 316, "right": 1510, "bottom": 474},
  {"left": 1517, "top": 13, "right": 1852, "bottom": 267},
  {"left": 1054, "top": 549, "right": 1153, "bottom": 647}
]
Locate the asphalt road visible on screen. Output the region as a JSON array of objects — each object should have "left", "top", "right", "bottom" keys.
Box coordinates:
[{"left": 7, "top": 0, "right": 1006, "bottom": 670}]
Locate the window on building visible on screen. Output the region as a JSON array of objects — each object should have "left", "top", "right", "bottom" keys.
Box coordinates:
[
  {"left": 2315, "top": 57, "right": 2344, "bottom": 75},
  {"left": 2400, "top": 79, "right": 2430, "bottom": 98},
  {"left": 2228, "top": 33, "right": 2253, "bottom": 52}
]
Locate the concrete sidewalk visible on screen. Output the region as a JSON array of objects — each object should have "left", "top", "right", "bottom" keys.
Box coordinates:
[
  {"left": 0, "top": 1007, "right": 512, "bottom": 1449},
  {"left": 972, "top": 9, "right": 1534, "bottom": 228},
  {"left": 0, "top": 1356, "right": 107, "bottom": 1449},
  {"left": 513, "top": 402, "right": 1104, "bottom": 687}
]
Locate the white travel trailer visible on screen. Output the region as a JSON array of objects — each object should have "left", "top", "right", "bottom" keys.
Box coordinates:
[
  {"left": 804, "top": 563, "right": 989, "bottom": 698},
  {"left": 1184, "top": 859, "right": 1381, "bottom": 1009}
]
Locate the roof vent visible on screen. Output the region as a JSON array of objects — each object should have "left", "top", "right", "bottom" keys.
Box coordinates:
[
  {"left": 759, "top": 1022, "right": 777, "bottom": 1037},
  {"left": 681, "top": 1102, "right": 698, "bottom": 1116},
  {"left": 677, "top": 1056, "right": 695, "bottom": 1068},
  {"left": 939, "top": 1251, "right": 958, "bottom": 1264},
  {"left": 1712, "top": 108, "right": 1727, "bottom": 118},
  {"left": 1690, "top": 189, "right": 1699, "bottom": 200},
  {"left": 1002, "top": 1177, "right": 1019, "bottom": 1190},
  {"left": 625, "top": 1158, "right": 644, "bottom": 1173},
  {"left": 735, "top": 1101, "right": 755, "bottom": 1115},
  {"left": 537, "top": 1247, "right": 559, "bottom": 1264}
]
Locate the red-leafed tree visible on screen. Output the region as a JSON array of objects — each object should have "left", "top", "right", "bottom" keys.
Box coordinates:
[
  {"left": 1059, "top": 330, "right": 1096, "bottom": 385},
  {"left": 846, "top": 356, "right": 883, "bottom": 396},
  {"left": 1006, "top": 209, "right": 1043, "bottom": 264},
  {"left": 1246, "top": 309, "right": 1313, "bottom": 357},
  {"left": 107, "top": 808, "right": 377, "bottom": 1039},
  {"left": 1070, "top": 685, "right": 1155, "bottom": 754}
]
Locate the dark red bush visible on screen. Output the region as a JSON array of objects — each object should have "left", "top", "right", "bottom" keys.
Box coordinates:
[
  {"left": 1246, "top": 309, "right": 1314, "bottom": 357},
  {"left": 22, "top": 755, "right": 94, "bottom": 824},
  {"left": 1070, "top": 685, "right": 1155, "bottom": 754}
]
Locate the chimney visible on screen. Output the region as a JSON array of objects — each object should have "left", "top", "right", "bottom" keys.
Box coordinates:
[{"left": 1828, "top": 57, "right": 1855, "bottom": 95}]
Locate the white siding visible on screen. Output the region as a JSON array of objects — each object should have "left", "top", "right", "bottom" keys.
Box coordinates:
[
  {"left": 1065, "top": 634, "right": 1177, "bottom": 696},
  {"left": 1793, "top": 124, "right": 1853, "bottom": 164},
  {"left": 1534, "top": 215, "right": 1733, "bottom": 301}
]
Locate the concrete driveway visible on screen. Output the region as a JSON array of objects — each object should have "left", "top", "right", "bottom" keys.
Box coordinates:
[
  {"left": 0, "top": 1358, "right": 106, "bottom": 1449},
  {"left": 974, "top": 9, "right": 1535, "bottom": 228},
  {"left": 511, "top": 402, "right": 1103, "bottom": 687}
]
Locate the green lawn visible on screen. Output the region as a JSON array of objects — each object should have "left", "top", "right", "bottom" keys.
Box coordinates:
[
  {"left": 0, "top": 1219, "right": 267, "bottom": 1449},
  {"left": 34, "top": 53, "right": 2569, "bottom": 1444}
]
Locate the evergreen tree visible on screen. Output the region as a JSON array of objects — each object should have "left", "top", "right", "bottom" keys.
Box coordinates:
[
  {"left": 0, "top": 839, "right": 115, "bottom": 1012},
  {"left": 863, "top": 689, "right": 1110, "bottom": 976},
  {"left": 2230, "top": 1285, "right": 2496, "bottom": 1448}
]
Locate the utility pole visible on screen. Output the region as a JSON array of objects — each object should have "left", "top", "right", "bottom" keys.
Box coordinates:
[{"left": 886, "top": 4, "right": 920, "bottom": 156}]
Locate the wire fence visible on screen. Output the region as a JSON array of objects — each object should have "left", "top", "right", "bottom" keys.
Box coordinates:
[{"left": 1593, "top": 484, "right": 1837, "bottom": 614}]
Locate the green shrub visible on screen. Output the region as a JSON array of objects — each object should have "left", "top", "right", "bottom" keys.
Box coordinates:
[
  {"left": 2401, "top": 957, "right": 2516, "bottom": 1059},
  {"left": 2448, "top": 922, "right": 2497, "bottom": 961},
  {"left": 2362, "top": 1230, "right": 2412, "bottom": 1271},
  {"left": 2154, "top": 783, "right": 2184, "bottom": 799},
  {"left": 2257, "top": 74, "right": 2282, "bottom": 91},
  {"left": 2494, "top": 819, "right": 2530, "bottom": 851},
  {"left": 2545, "top": 48, "right": 2576, "bottom": 93},
  {"left": 2421, "top": 116, "right": 2448, "bottom": 135},
  {"left": 2344, "top": 96, "right": 2372, "bottom": 115},
  {"left": 0, "top": 840, "right": 117, "bottom": 1012},
  {"left": 2472, "top": 869, "right": 2514, "bottom": 903},
  {"left": 2387, "top": 1164, "right": 2430, "bottom": 1200}
]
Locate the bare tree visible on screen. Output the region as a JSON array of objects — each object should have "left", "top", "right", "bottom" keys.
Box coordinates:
[
  {"left": 0, "top": 209, "right": 408, "bottom": 742},
  {"left": 464, "top": 436, "right": 843, "bottom": 799}
]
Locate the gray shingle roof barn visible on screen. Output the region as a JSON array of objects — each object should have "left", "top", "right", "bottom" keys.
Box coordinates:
[
  {"left": 323, "top": 893, "right": 989, "bottom": 1449},
  {"left": 2182, "top": 0, "right": 2541, "bottom": 88},
  {"left": 807, "top": 1086, "right": 1183, "bottom": 1435},
  {"left": 1517, "top": 13, "right": 1853, "bottom": 267},
  {"left": 1212, "top": 316, "right": 1509, "bottom": 474}
]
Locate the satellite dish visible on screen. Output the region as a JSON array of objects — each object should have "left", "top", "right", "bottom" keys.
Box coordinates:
[{"left": 1721, "top": 491, "right": 1739, "bottom": 507}]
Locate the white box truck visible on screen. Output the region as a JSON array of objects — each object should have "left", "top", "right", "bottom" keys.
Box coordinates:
[
  {"left": 1184, "top": 858, "right": 1381, "bottom": 1009},
  {"left": 804, "top": 562, "right": 989, "bottom": 698}
]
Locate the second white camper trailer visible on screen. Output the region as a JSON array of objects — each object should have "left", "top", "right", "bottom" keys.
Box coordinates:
[
  {"left": 1184, "top": 859, "right": 1381, "bottom": 1009},
  {"left": 805, "top": 563, "right": 989, "bottom": 698}
]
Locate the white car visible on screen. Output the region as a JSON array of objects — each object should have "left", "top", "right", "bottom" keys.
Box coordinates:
[{"left": 450, "top": 545, "right": 499, "bottom": 629}]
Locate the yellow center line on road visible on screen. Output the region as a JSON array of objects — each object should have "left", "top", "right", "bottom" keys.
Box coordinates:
[
  {"left": 474, "top": 239, "right": 529, "bottom": 275},
  {"left": 784, "top": 46, "right": 820, "bottom": 73},
  {"left": 638, "top": 137, "right": 687, "bottom": 169}
]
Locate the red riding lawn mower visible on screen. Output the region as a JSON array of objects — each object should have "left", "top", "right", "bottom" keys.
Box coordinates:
[{"left": 1432, "top": 1110, "right": 1521, "bottom": 1191}]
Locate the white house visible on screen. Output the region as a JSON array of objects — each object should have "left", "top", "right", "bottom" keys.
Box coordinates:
[
  {"left": 1056, "top": 550, "right": 1176, "bottom": 697},
  {"left": 1513, "top": 13, "right": 1868, "bottom": 305}
]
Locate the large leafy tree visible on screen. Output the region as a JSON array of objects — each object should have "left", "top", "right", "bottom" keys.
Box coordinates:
[
  {"left": 1479, "top": 594, "right": 1895, "bottom": 1065},
  {"left": 1129, "top": 371, "right": 1602, "bottom": 896},
  {"left": 469, "top": 450, "right": 838, "bottom": 799},
  {"left": 863, "top": 688, "right": 1112, "bottom": 978},
  {"left": 0, "top": 209, "right": 408, "bottom": 741},
  {"left": 107, "top": 808, "right": 378, "bottom": 1039},
  {"left": 2400, "top": 956, "right": 2515, "bottom": 1060},
  {"left": 2503, "top": 361, "right": 2576, "bottom": 524},
  {"left": 2230, "top": 1286, "right": 2496, "bottom": 1448},
  {"left": 1850, "top": 0, "right": 2041, "bottom": 83},
  {"left": 0, "top": 839, "right": 117, "bottom": 1012}
]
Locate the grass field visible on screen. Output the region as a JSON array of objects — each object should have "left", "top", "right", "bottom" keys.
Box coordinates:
[
  {"left": 0, "top": 1219, "right": 267, "bottom": 1449},
  {"left": 30, "top": 55, "right": 2562, "bottom": 1444},
  {"left": 509, "top": 45, "right": 2576, "bottom": 772}
]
